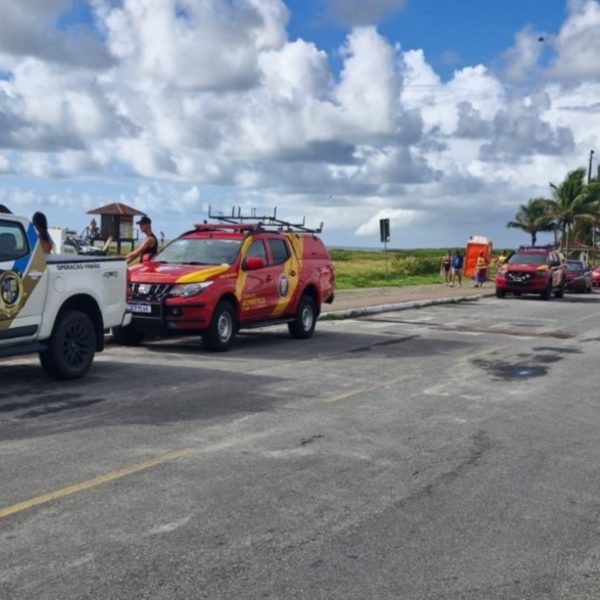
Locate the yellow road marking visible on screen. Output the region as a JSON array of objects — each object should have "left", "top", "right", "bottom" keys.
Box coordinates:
[
  {"left": 0, "top": 448, "right": 193, "bottom": 519},
  {"left": 573, "top": 311, "right": 600, "bottom": 323},
  {"left": 322, "top": 375, "right": 414, "bottom": 404}
]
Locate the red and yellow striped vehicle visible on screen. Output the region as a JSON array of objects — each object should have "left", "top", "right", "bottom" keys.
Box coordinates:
[{"left": 115, "top": 213, "right": 335, "bottom": 350}]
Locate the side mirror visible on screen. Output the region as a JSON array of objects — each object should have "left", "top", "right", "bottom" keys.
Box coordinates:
[{"left": 244, "top": 256, "right": 265, "bottom": 271}]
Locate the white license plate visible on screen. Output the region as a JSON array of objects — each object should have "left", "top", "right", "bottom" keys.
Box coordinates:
[{"left": 127, "top": 303, "right": 152, "bottom": 314}]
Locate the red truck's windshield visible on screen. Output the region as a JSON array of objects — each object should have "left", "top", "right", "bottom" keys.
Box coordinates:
[
  {"left": 155, "top": 237, "right": 242, "bottom": 265},
  {"left": 508, "top": 253, "right": 547, "bottom": 266}
]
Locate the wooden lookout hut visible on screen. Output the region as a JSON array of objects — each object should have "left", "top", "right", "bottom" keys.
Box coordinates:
[{"left": 87, "top": 202, "right": 145, "bottom": 254}]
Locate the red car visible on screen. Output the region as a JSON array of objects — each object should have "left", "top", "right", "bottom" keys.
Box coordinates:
[
  {"left": 565, "top": 260, "right": 592, "bottom": 293},
  {"left": 592, "top": 266, "right": 600, "bottom": 287},
  {"left": 495, "top": 246, "right": 565, "bottom": 300},
  {"left": 115, "top": 216, "right": 335, "bottom": 350}
]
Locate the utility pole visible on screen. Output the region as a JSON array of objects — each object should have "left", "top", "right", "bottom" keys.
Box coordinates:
[{"left": 587, "top": 151, "right": 596, "bottom": 258}]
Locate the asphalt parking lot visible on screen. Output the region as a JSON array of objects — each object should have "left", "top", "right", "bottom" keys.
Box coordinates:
[{"left": 2, "top": 293, "right": 600, "bottom": 599}]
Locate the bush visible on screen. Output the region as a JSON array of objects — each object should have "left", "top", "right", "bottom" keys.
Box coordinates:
[{"left": 392, "top": 256, "right": 439, "bottom": 277}]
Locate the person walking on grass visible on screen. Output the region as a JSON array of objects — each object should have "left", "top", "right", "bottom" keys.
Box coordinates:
[
  {"left": 440, "top": 250, "right": 452, "bottom": 285},
  {"left": 474, "top": 251, "right": 488, "bottom": 288},
  {"left": 450, "top": 249, "right": 463, "bottom": 287}
]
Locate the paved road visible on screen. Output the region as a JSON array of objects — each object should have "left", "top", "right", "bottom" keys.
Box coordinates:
[{"left": 1, "top": 293, "right": 600, "bottom": 599}]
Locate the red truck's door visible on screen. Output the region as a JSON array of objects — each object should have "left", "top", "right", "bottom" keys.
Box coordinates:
[
  {"left": 239, "top": 238, "right": 277, "bottom": 322},
  {"left": 267, "top": 236, "right": 300, "bottom": 318}
]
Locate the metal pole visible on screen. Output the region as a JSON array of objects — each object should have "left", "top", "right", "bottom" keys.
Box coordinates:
[
  {"left": 588, "top": 149, "right": 595, "bottom": 184},
  {"left": 384, "top": 239, "right": 388, "bottom": 279}
]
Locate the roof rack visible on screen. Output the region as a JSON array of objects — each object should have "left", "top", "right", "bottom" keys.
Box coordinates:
[
  {"left": 518, "top": 244, "right": 556, "bottom": 251},
  {"left": 205, "top": 206, "right": 324, "bottom": 234},
  {"left": 193, "top": 222, "right": 261, "bottom": 233}
]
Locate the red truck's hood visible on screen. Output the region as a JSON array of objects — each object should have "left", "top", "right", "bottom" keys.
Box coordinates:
[{"left": 129, "top": 262, "right": 232, "bottom": 284}]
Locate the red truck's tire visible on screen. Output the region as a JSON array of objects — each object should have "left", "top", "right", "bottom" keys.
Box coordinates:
[
  {"left": 202, "top": 300, "right": 236, "bottom": 351},
  {"left": 288, "top": 295, "right": 317, "bottom": 339},
  {"left": 39, "top": 310, "right": 96, "bottom": 379}
]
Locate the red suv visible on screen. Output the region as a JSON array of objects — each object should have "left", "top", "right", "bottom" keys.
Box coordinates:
[
  {"left": 495, "top": 246, "right": 565, "bottom": 300},
  {"left": 115, "top": 216, "right": 335, "bottom": 350}
]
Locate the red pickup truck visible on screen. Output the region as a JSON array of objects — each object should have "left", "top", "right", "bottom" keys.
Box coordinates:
[
  {"left": 115, "top": 218, "right": 335, "bottom": 350},
  {"left": 495, "top": 245, "right": 565, "bottom": 300}
]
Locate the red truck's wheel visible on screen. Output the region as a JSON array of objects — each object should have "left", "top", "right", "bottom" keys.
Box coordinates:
[
  {"left": 288, "top": 295, "right": 316, "bottom": 339},
  {"left": 39, "top": 310, "right": 96, "bottom": 379},
  {"left": 203, "top": 300, "right": 236, "bottom": 351}
]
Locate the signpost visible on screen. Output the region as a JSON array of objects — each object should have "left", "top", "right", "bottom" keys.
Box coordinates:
[{"left": 379, "top": 218, "right": 390, "bottom": 279}]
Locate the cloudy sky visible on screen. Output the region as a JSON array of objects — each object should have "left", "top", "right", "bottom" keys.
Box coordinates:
[{"left": 1, "top": 0, "right": 599, "bottom": 248}]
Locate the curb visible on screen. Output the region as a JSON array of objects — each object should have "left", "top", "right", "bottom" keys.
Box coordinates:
[{"left": 320, "top": 292, "right": 494, "bottom": 320}]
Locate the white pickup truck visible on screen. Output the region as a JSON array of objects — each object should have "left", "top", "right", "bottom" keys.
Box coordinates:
[{"left": 0, "top": 213, "right": 130, "bottom": 379}]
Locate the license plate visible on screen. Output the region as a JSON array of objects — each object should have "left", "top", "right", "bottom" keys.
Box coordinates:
[{"left": 127, "top": 303, "right": 152, "bottom": 314}]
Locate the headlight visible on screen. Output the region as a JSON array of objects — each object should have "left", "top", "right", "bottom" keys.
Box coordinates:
[
  {"left": 170, "top": 281, "right": 213, "bottom": 297},
  {"left": 497, "top": 268, "right": 507, "bottom": 275}
]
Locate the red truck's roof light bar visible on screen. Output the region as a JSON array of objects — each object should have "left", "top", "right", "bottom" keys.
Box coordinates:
[{"left": 207, "top": 206, "right": 324, "bottom": 234}]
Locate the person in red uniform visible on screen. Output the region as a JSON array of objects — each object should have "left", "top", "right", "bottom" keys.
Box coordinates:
[{"left": 126, "top": 215, "right": 158, "bottom": 264}]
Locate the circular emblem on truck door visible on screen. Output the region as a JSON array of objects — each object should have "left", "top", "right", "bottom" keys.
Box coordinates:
[
  {"left": 278, "top": 273, "right": 290, "bottom": 298},
  {"left": 0, "top": 270, "right": 24, "bottom": 318}
]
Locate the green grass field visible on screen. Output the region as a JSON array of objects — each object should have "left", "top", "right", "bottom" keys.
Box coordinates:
[{"left": 331, "top": 248, "right": 501, "bottom": 290}]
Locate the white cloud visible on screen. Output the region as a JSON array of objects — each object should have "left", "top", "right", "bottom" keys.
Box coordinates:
[
  {"left": 98, "top": 0, "right": 289, "bottom": 92},
  {"left": 355, "top": 208, "right": 422, "bottom": 236},
  {"left": 0, "top": 0, "right": 600, "bottom": 248},
  {"left": 503, "top": 27, "right": 544, "bottom": 82},
  {"left": 0, "top": 0, "right": 112, "bottom": 70},
  {"left": 551, "top": 0, "right": 600, "bottom": 79}
]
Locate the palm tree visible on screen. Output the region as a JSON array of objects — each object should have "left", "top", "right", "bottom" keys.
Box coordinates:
[
  {"left": 572, "top": 180, "right": 600, "bottom": 250},
  {"left": 507, "top": 197, "right": 554, "bottom": 246},
  {"left": 546, "top": 168, "right": 599, "bottom": 253}
]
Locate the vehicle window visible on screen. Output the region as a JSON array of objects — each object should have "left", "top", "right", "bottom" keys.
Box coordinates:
[
  {"left": 246, "top": 240, "right": 267, "bottom": 262},
  {"left": 269, "top": 239, "right": 290, "bottom": 265},
  {"left": 155, "top": 237, "right": 242, "bottom": 265},
  {"left": 0, "top": 220, "right": 29, "bottom": 262},
  {"left": 508, "top": 253, "right": 548, "bottom": 266},
  {"left": 566, "top": 261, "right": 583, "bottom": 272}
]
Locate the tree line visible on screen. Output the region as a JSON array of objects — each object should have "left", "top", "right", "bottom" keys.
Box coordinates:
[{"left": 507, "top": 166, "right": 600, "bottom": 250}]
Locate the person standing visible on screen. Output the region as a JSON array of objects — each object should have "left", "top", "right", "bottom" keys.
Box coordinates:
[
  {"left": 474, "top": 251, "right": 488, "bottom": 288},
  {"left": 450, "top": 249, "right": 463, "bottom": 287},
  {"left": 494, "top": 250, "right": 508, "bottom": 269},
  {"left": 32, "top": 211, "right": 54, "bottom": 254},
  {"left": 126, "top": 215, "right": 158, "bottom": 264},
  {"left": 440, "top": 250, "right": 452, "bottom": 285}
]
